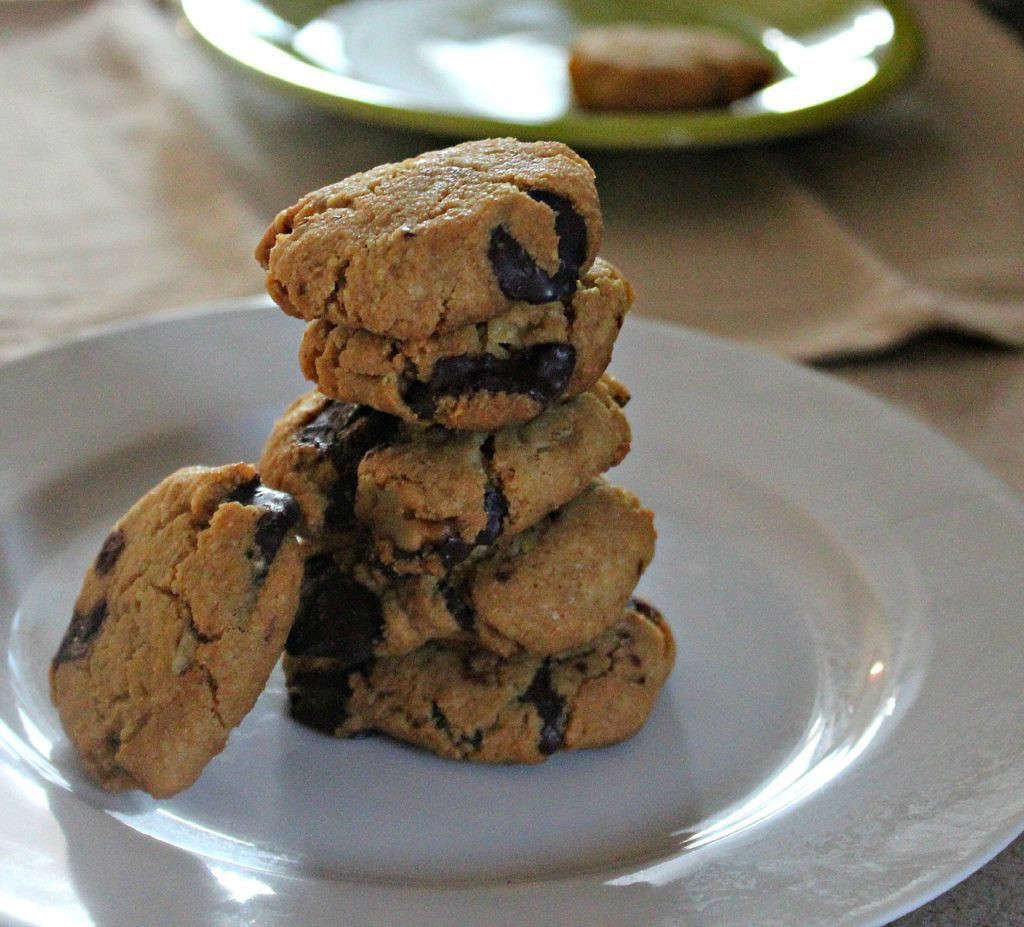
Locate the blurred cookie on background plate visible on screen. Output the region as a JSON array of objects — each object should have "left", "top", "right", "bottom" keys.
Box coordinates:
[{"left": 569, "top": 24, "right": 776, "bottom": 112}]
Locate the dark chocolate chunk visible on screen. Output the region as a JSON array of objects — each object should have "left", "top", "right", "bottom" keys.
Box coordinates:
[
  {"left": 287, "top": 668, "right": 354, "bottom": 734},
  {"left": 531, "top": 189, "right": 589, "bottom": 296},
  {"left": 297, "top": 401, "right": 399, "bottom": 529},
  {"left": 297, "top": 400, "right": 364, "bottom": 453},
  {"left": 475, "top": 435, "right": 509, "bottom": 547},
  {"left": 519, "top": 660, "right": 566, "bottom": 755},
  {"left": 53, "top": 600, "right": 108, "bottom": 666},
  {"left": 439, "top": 579, "right": 476, "bottom": 632},
  {"left": 409, "top": 481, "right": 510, "bottom": 570},
  {"left": 253, "top": 493, "right": 299, "bottom": 570},
  {"left": 431, "top": 535, "right": 475, "bottom": 571},
  {"left": 93, "top": 530, "right": 125, "bottom": 576},
  {"left": 430, "top": 700, "right": 449, "bottom": 731},
  {"left": 286, "top": 553, "right": 384, "bottom": 667},
  {"left": 387, "top": 531, "right": 471, "bottom": 571},
  {"left": 487, "top": 190, "right": 587, "bottom": 305},
  {"left": 227, "top": 478, "right": 300, "bottom": 579},
  {"left": 400, "top": 342, "right": 576, "bottom": 419},
  {"left": 226, "top": 475, "right": 261, "bottom": 505},
  {"left": 477, "top": 486, "right": 508, "bottom": 547}
]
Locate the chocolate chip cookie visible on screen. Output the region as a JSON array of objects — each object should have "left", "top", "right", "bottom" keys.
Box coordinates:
[
  {"left": 49, "top": 463, "right": 305, "bottom": 797},
  {"left": 259, "top": 373, "right": 631, "bottom": 574},
  {"left": 569, "top": 24, "right": 775, "bottom": 112},
  {"left": 285, "top": 479, "right": 655, "bottom": 667},
  {"left": 256, "top": 138, "right": 603, "bottom": 342},
  {"left": 284, "top": 598, "right": 674, "bottom": 762},
  {"left": 298, "top": 256, "right": 630, "bottom": 430}
]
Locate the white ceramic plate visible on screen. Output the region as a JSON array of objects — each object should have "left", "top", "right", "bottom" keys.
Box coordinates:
[{"left": 2, "top": 301, "right": 1023, "bottom": 927}]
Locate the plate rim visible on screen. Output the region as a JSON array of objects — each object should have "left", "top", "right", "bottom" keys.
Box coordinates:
[
  {"left": 178, "top": 0, "right": 924, "bottom": 149},
  {"left": 2, "top": 302, "right": 1024, "bottom": 927}
]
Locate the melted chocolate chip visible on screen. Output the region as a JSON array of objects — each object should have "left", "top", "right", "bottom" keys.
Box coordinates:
[
  {"left": 53, "top": 600, "right": 108, "bottom": 666},
  {"left": 488, "top": 190, "right": 587, "bottom": 305},
  {"left": 227, "top": 478, "right": 300, "bottom": 579},
  {"left": 474, "top": 436, "right": 509, "bottom": 548},
  {"left": 417, "top": 480, "right": 511, "bottom": 568},
  {"left": 477, "top": 486, "right": 508, "bottom": 546},
  {"left": 297, "top": 401, "right": 400, "bottom": 529},
  {"left": 93, "top": 530, "right": 125, "bottom": 575},
  {"left": 286, "top": 553, "right": 383, "bottom": 667},
  {"left": 439, "top": 579, "right": 476, "bottom": 632},
  {"left": 430, "top": 535, "right": 476, "bottom": 571},
  {"left": 288, "top": 668, "right": 353, "bottom": 733},
  {"left": 297, "top": 401, "right": 364, "bottom": 452},
  {"left": 519, "top": 660, "right": 566, "bottom": 756},
  {"left": 400, "top": 342, "right": 576, "bottom": 419}
]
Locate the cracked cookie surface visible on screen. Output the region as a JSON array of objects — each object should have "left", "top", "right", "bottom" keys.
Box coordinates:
[
  {"left": 284, "top": 598, "right": 674, "bottom": 762},
  {"left": 298, "top": 257, "right": 631, "bottom": 430},
  {"left": 259, "top": 373, "right": 631, "bottom": 574},
  {"left": 256, "top": 138, "right": 603, "bottom": 342},
  {"left": 284, "top": 479, "right": 655, "bottom": 667},
  {"left": 49, "top": 463, "right": 305, "bottom": 797}
]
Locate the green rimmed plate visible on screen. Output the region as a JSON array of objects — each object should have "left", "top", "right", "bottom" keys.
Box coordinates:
[{"left": 180, "top": 0, "right": 923, "bottom": 147}]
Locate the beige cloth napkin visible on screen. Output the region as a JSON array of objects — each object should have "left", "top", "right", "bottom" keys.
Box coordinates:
[
  {"left": 1, "top": 0, "right": 1022, "bottom": 362},
  {"left": 594, "top": 0, "right": 1024, "bottom": 357}
]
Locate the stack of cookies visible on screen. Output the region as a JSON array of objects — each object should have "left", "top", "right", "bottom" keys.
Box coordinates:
[
  {"left": 256, "top": 138, "right": 674, "bottom": 763},
  {"left": 48, "top": 138, "right": 674, "bottom": 798}
]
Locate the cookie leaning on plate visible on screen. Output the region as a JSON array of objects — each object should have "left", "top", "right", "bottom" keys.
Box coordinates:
[
  {"left": 49, "top": 463, "right": 305, "bottom": 798},
  {"left": 258, "top": 373, "right": 632, "bottom": 574},
  {"left": 284, "top": 598, "right": 675, "bottom": 763}
]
